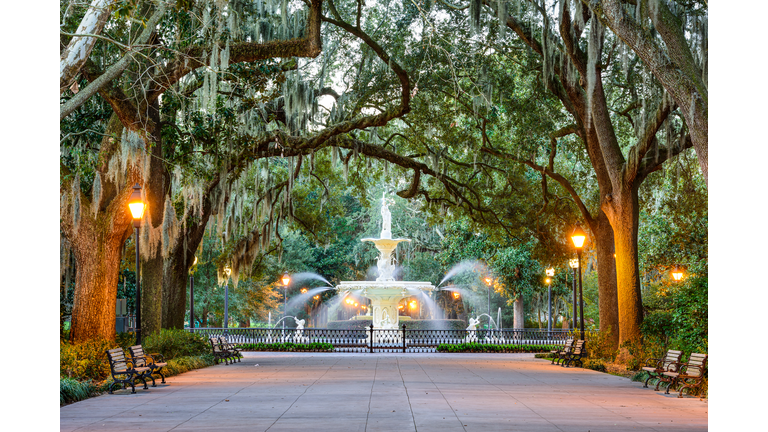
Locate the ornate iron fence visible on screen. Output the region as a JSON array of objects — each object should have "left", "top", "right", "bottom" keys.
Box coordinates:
[{"left": 188, "top": 326, "right": 591, "bottom": 353}]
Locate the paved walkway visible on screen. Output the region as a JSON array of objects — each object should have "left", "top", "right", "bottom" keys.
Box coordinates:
[{"left": 60, "top": 352, "right": 707, "bottom": 432}]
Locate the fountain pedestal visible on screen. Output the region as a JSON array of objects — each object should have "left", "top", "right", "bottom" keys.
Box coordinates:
[{"left": 336, "top": 193, "right": 435, "bottom": 329}]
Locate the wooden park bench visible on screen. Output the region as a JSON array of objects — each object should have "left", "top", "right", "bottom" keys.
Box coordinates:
[
  {"left": 640, "top": 349, "right": 683, "bottom": 390},
  {"left": 662, "top": 353, "right": 707, "bottom": 398},
  {"left": 562, "top": 340, "right": 586, "bottom": 368},
  {"left": 209, "top": 337, "right": 236, "bottom": 365},
  {"left": 218, "top": 336, "right": 242, "bottom": 363},
  {"left": 129, "top": 345, "right": 168, "bottom": 386},
  {"left": 550, "top": 338, "right": 574, "bottom": 365},
  {"left": 105, "top": 348, "right": 150, "bottom": 394}
]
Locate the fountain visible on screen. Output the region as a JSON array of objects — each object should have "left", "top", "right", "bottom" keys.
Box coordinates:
[{"left": 335, "top": 192, "right": 435, "bottom": 329}]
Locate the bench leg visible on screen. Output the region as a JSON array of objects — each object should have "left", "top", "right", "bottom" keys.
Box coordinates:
[{"left": 643, "top": 373, "right": 654, "bottom": 388}]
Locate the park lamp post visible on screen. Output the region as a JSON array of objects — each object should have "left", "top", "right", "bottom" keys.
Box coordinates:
[
  {"left": 128, "top": 184, "right": 146, "bottom": 345},
  {"left": 570, "top": 226, "right": 587, "bottom": 340},
  {"left": 568, "top": 259, "right": 579, "bottom": 331},
  {"left": 223, "top": 265, "right": 231, "bottom": 332},
  {"left": 189, "top": 255, "right": 197, "bottom": 331},
  {"left": 484, "top": 276, "right": 493, "bottom": 329},
  {"left": 671, "top": 265, "right": 685, "bottom": 282},
  {"left": 545, "top": 267, "right": 554, "bottom": 334},
  {"left": 281, "top": 272, "right": 291, "bottom": 330}
]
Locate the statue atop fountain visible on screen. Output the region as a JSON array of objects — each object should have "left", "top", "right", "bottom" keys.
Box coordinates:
[{"left": 337, "top": 192, "right": 435, "bottom": 329}]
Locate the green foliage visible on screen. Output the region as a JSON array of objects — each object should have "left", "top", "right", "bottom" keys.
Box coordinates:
[
  {"left": 669, "top": 275, "right": 708, "bottom": 354},
  {"left": 436, "top": 343, "right": 556, "bottom": 353},
  {"left": 60, "top": 378, "right": 99, "bottom": 405},
  {"left": 239, "top": 342, "right": 333, "bottom": 352},
  {"left": 60, "top": 339, "right": 113, "bottom": 381},
  {"left": 143, "top": 329, "right": 209, "bottom": 360},
  {"left": 161, "top": 354, "right": 216, "bottom": 375},
  {"left": 582, "top": 358, "right": 607, "bottom": 372}
]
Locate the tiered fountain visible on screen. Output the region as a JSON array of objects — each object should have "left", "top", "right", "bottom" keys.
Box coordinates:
[{"left": 336, "top": 193, "right": 435, "bottom": 329}]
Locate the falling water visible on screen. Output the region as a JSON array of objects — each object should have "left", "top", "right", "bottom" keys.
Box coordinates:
[
  {"left": 290, "top": 272, "right": 334, "bottom": 287},
  {"left": 437, "top": 260, "right": 487, "bottom": 287},
  {"left": 285, "top": 286, "right": 333, "bottom": 312}
]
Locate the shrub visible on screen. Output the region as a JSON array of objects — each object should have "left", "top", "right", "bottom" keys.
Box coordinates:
[
  {"left": 143, "top": 329, "right": 209, "bottom": 360},
  {"left": 239, "top": 342, "right": 334, "bottom": 352},
  {"left": 583, "top": 358, "right": 607, "bottom": 372},
  {"left": 60, "top": 339, "right": 113, "bottom": 381},
  {"left": 435, "top": 343, "right": 557, "bottom": 353},
  {"left": 60, "top": 378, "right": 99, "bottom": 405}
]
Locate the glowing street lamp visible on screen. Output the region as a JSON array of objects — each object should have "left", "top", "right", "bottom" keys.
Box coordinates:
[
  {"left": 128, "top": 184, "right": 145, "bottom": 344},
  {"left": 281, "top": 272, "right": 291, "bottom": 330},
  {"left": 569, "top": 259, "right": 579, "bottom": 330},
  {"left": 484, "top": 276, "right": 493, "bottom": 326},
  {"left": 545, "top": 267, "right": 554, "bottom": 334},
  {"left": 453, "top": 291, "right": 460, "bottom": 300},
  {"left": 223, "top": 265, "right": 231, "bottom": 331},
  {"left": 671, "top": 265, "right": 685, "bottom": 282},
  {"left": 189, "top": 255, "right": 197, "bottom": 330},
  {"left": 570, "top": 226, "right": 587, "bottom": 340}
]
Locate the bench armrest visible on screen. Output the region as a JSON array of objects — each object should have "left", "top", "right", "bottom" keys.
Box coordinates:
[{"left": 643, "top": 357, "right": 662, "bottom": 368}]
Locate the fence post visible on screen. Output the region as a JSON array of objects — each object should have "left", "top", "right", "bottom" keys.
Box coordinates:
[
  {"left": 402, "top": 324, "right": 407, "bottom": 353},
  {"left": 369, "top": 324, "right": 374, "bottom": 353}
]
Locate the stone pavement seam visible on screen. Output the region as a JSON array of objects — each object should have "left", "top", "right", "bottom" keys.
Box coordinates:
[
  {"left": 410, "top": 356, "right": 469, "bottom": 432},
  {"left": 395, "top": 357, "right": 420, "bottom": 432},
  {"left": 264, "top": 355, "right": 343, "bottom": 432},
  {"left": 364, "top": 357, "right": 380, "bottom": 432},
  {"left": 167, "top": 356, "right": 298, "bottom": 431}
]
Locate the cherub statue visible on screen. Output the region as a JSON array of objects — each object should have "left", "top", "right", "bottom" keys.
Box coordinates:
[
  {"left": 464, "top": 317, "right": 480, "bottom": 343},
  {"left": 294, "top": 317, "right": 305, "bottom": 330}
]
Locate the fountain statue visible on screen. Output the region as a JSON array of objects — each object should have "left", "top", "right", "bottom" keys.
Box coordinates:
[
  {"left": 336, "top": 192, "right": 435, "bottom": 329},
  {"left": 465, "top": 317, "right": 480, "bottom": 343},
  {"left": 294, "top": 317, "right": 307, "bottom": 343}
]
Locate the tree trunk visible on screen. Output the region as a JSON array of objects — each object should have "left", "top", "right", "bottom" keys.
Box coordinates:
[
  {"left": 162, "top": 246, "right": 189, "bottom": 330},
  {"left": 513, "top": 297, "right": 524, "bottom": 329},
  {"left": 604, "top": 185, "right": 644, "bottom": 349},
  {"left": 139, "top": 112, "right": 168, "bottom": 338},
  {"left": 61, "top": 115, "right": 139, "bottom": 343},
  {"left": 592, "top": 211, "right": 620, "bottom": 350},
  {"left": 69, "top": 216, "right": 131, "bottom": 343}
]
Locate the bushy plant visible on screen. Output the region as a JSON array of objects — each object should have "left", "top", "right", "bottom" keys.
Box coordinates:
[
  {"left": 239, "top": 342, "right": 334, "bottom": 351},
  {"left": 669, "top": 275, "right": 707, "bottom": 354},
  {"left": 582, "top": 358, "right": 607, "bottom": 372},
  {"left": 60, "top": 378, "right": 99, "bottom": 405},
  {"left": 60, "top": 339, "right": 113, "bottom": 381},
  {"left": 143, "top": 329, "right": 209, "bottom": 360},
  {"left": 435, "top": 343, "right": 556, "bottom": 353}
]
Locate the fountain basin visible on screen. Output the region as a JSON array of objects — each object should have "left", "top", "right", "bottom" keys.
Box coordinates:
[{"left": 336, "top": 281, "right": 435, "bottom": 329}]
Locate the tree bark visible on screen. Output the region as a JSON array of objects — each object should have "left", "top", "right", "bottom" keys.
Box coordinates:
[
  {"left": 587, "top": 0, "right": 707, "bottom": 184},
  {"left": 139, "top": 107, "right": 168, "bottom": 338},
  {"left": 591, "top": 210, "right": 620, "bottom": 349},
  {"left": 513, "top": 298, "right": 524, "bottom": 329},
  {"left": 60, "top": 0, "right": 116, "bottom": 93},
  {"left": 61, "top": 115, "right": 138, "bottom": 343},
  {"left": 68, "top": 214, "right": 131, "bottom": 343},
  {"left": 603, "top": 184, "right": 644, "bottom": 348}
]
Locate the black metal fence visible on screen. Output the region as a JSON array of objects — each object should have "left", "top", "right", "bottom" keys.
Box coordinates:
[{"left": 188, "top": 326, "right": 587, "bottom": 353}]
